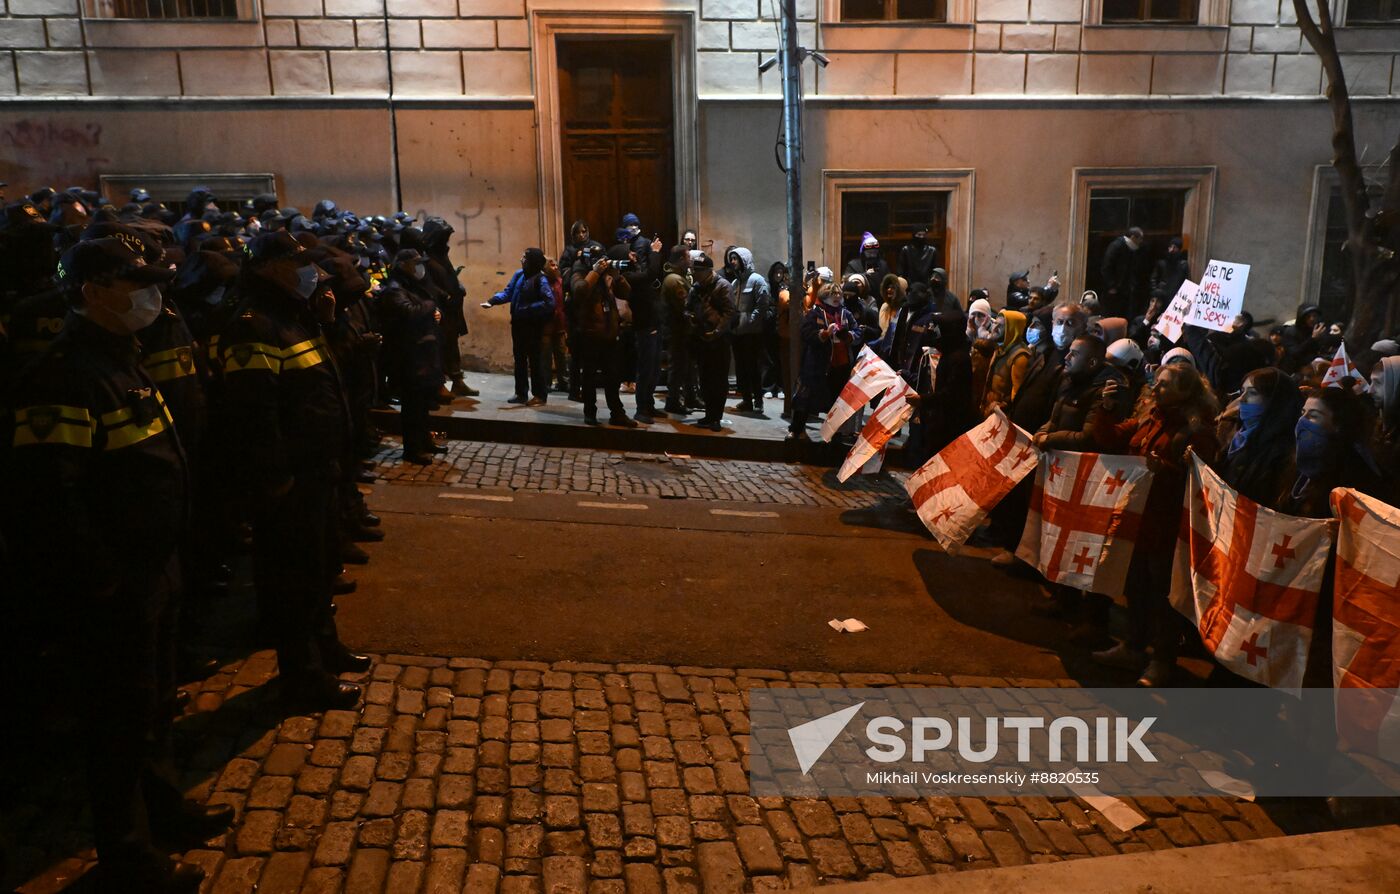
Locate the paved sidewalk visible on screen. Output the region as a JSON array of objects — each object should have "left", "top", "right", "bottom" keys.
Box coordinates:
[
  {"left": 370, "top": 439, "right": 909, "bottom": 510},
  {"left": 10, "top": 653, "right": 1294, "bottom": 892}
]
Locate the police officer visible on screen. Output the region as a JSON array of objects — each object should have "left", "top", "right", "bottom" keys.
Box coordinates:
[
  {"left": 377, "top": 248, "right": 445, "bottom": 463},
  {"left": 0, "top": 201, "right": 65, "bottom": 368},
  {"left": 1, "top": 236, "right": 228, "bottom": 891},
  {"left": 219, "top": 231, "right": 366, "bottom": 710}
]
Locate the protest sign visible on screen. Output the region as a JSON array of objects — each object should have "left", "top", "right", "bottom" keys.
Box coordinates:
[
  {"left": 1186, "top": 260, "right": 1250, "bottom": 333},
  {"left": 1153, "top": 279, "right": 1197, "bottom": 343}
]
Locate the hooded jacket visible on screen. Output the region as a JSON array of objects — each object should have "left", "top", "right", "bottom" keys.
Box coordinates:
[
  {"left": 982, "top": 310, "right": 1031, "bottom": 414},
  {"left": 726, "top": 247, "right": 772, "bottom": 336}
]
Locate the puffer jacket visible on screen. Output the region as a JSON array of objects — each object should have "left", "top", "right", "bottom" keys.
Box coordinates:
[{"left": 727, "top": 247, "right": 772, "bottom": 336}]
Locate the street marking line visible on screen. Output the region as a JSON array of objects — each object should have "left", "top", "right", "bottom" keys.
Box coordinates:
[
  {"left": 710, "top": 509, "right": 780, "bottom": 519},
  {"left": 439, "top": 493, "right": 515, "bottom": 502},
  {"left": 578, "top": 501, "right": 649, "bottom": 511}
]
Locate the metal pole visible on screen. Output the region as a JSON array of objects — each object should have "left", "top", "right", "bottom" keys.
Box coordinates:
[
  {"left": 780, "top": 0, "right": 804, "bottom": 403},
  {"left": 384, "top": 6, "right": 403, "bottom": 210}
]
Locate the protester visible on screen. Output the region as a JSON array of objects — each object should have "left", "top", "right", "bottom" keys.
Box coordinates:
[
  {"left": 1212, "top": 367, "right": 1303, "bottom": 506},
  {"left": 661, "top": 245, "right": 695, "bottom": 415},
  {"left": 787, "top": 283, "right": 860, "bottom": 442},
  {"left": 620, "top": 237, "right": 666, "bottom": 422},
  {"left": 1371, "top": 356, "right": 1400, "bottom": 500},
  {"left": 766, "top": 261, "right": 791, "bottom": 406},
  {"left": 420, "top": 216, "right": 477, "bottom": 398},
  {"left": 1149, "top": 236, "right": 1189, "bottom": 302},
  {"left": 878, "top": 272, "right": 906, "bottom": 338},
  {"left": 846, "top": 232, "right": 890, "bottom": 288},
  {"left": 569, "top": 247, "right": 636, "bottom": 428},
  {"left": 1100, "top": 225, "right": 1145, "bottom": 317},
  {"left": 1279, "top": 386, "right": 1382, "bottom": 518},
  {"left": 685, "top": 251, "right": 734, "bottom": 431},
  {"left": 726, "top": 246, "right": 772, "bottom": 414},
  {"left": 929, "top": 266, "right": 960, "bottom": 316},
  {"left": 897, "top": 227, "right": 938, "bottom": 287},
  {"left": 1086, "top": 363, "right": 1220, "bottom": 687},
  {"left": 483, "top": 247, "right": 557, "bottom": 407},
  {"left": 910, "top": 307, "right": 977, "bottom": 459},
  {"left": 981, "top": 309, "right": 1031, "bottom": 415}
]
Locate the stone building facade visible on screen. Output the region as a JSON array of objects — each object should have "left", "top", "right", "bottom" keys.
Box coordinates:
[{"left": 1, "top": 0, "right": 1398, "bottom": 366}]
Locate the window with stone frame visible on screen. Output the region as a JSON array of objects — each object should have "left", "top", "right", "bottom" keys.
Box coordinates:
[
  {"left": 83, "top": 0, "right": 243, "bottom": 19},
  {"left": 840, "top": 0, "right": 949, "bottom": 21},
  {"left": 1345, "top": 0, "right": 1400, "bottom": 23},
  {"left": 1100, "top": 0, "right": 1200, "bottom": 23}
]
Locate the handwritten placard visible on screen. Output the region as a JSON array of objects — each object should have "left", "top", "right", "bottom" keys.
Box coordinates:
[
  {"left": 1154, "top": 279, "right": 1197, "bottom": 344},
  {"left": 1186, "top": 260, "right": 1250, "bottom": 333}
]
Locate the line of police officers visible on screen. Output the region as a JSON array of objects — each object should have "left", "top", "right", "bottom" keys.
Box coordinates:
[{"left": 0, "top": 185, "right": 471, "bottom": 891}]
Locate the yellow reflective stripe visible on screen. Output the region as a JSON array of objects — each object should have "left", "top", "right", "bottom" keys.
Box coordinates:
[
  {"left": 103, "top": 414, "right": 169, "bottom": 450},
  {"left": 222, "top": 337, "right": 327, "bottom": 374},
  {"left": 11, "top": 404, "right": 95, "bottom": 449},
  {"left": 207, "top": 334, "right": 221, "bottom": 364},
  {"left": 11, "top": 338, "right": 53, "bottom": 356},
  {"left": 221, "top": 341, "right": 282, "bottom": 375},
  {"left": 143, "top": 347, "right": 197, "bottom": 383},
  {"left": 99, "top": 391, "right": 169, "bottom": 427},
  {"left": 281, "top": 343, "right": 327, "bottom": 371}
]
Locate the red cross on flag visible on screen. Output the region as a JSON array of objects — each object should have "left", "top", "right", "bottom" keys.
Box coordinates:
[
  {"left": 1320, "top": 342, "right": 1370, "bottom": 393},
  {"left": 1015, "top": 450, "right": 1152, "bottom": 597},
  {"left": 1169, "top": 455, "right": 1335, "bottom": 690},
  {"left": 905, "top": 408, "right": 1041, "bottom": 551},
  {"left": 837, "top": 378, "right": 915, "bottom": 482},
  {"left": 821, "top": 346, "right": 901, "bottom": 442},
  {"left": 1330, "top": 488, "right": 1400, "bottom": 759}
]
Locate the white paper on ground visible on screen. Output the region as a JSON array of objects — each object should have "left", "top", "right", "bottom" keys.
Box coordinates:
[
  {"left": 827, "top": 618, "right": 869, "bottom": 633},
  {"left": 1078, "top": 794, "right": 1147, "bottom": 831},
  {"left": 1198, "top": 769, "right": 1257, "bottom": 801}
]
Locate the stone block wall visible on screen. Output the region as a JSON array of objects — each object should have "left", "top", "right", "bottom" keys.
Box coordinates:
[{"left": 0, "top": 0, "right": 1396, "bottom": 99}]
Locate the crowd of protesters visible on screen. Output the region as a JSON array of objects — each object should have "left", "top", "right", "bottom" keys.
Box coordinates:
[{"left": 2, "top": 183, "right": 1399, "bottom": 888}]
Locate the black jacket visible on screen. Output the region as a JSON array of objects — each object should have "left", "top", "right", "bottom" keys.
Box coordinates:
[
  {"left": 896, "top": 242, "right": 937, "bottom": 287},
  {"left": 377, "top": 272, "right": 444, "bottom": 389},
  {"left": 1008, "top": 342, "right": 1066, "bottom": 434},
  {"left": 1150, "top": 252, "right": 1190, "bottom": 301},
  {"left": 138, "top": 301, "right": 208, "bottom": 458},
  {"left": 218, "top": 284, "right": 349, "bottom": 488},
  {"left": 2, "top": 314, "right": 188, "bottom": 595}
]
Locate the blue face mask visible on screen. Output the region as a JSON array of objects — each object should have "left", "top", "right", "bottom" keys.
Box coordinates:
[
  {"left": 1228, "top": 401, "right": 1266, "bottom": 454},
  {"left": 1026, "top": 328, "right": 1042, "bottom": 346},
  {"left": 1294, "top": 417, "right": 1331, "bottom": 479}
]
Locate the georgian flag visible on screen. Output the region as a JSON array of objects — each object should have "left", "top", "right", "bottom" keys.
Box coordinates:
[
  {"left": 1321, "top": 342, "right": 1370, "bottom": 393},
  {"left": 821, "top": 346, "right": 901, "bottom": 442},
  {"left": 1330, "top": 488, "right": 1400, "bottom": 761},
  {"left": 1169, "top": 455, "right": 1335, "bottom": 690},
  {"left": 837, "top": 378, "right": 914, "bottom": 482},
  {"left": 1016, "top": 451, "right": 1152, "bottom": 597},
  {"left": 905, "top": 409, "right": 1040, "bottom": 552}
]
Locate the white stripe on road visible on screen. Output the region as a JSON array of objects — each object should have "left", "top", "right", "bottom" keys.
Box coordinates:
[
  {"left": 710, "top": 509, "right": 780, "bottom": 518},
  {"left": 578, "top": 501, "right": 649, "bottom": 511},
  {"left": 439, "top": 493, "right": 515, "bottom": 502}
]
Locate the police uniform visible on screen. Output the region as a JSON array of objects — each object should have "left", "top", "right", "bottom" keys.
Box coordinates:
[
  {"left": 0, "top": 238, "right": 207, "bottom": 890},
  {"left": 218, "top": 233, "right": 361, "bottom": 707}
]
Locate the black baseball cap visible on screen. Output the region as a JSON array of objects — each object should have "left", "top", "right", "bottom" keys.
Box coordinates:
[
  {"left": 57, "top": 234, "right": 176, "bottom": 290},
  {"left": 243, "top": 230, "right": 307, "bottom": 267}
]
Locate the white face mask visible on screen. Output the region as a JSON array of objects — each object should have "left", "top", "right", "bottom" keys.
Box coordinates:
[
  {"left": 80, "top": 282, "right": 163, "bottom": 334},
  {"left": 294, "top": 264, "right": 321, "bottom": 299},
  {"left": 1052, "top": 322, "right": 1073, "bottom": 349},
  {"left": 413, "top": 263, "right": 426, "bottom": 280},
  {"left": 202, "top": 285, "right": 226, "bottom": 306}
]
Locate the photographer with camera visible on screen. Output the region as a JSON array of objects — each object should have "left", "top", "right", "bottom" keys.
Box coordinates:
[
  {"left": 684, "top": 251, "right": 735, "bottom": 432},
  {"left": 569, "top": 245, "right": 638, "bottom": 427},
  {"left": 616, "top": 236, "right": 665, "bottom": 422}
]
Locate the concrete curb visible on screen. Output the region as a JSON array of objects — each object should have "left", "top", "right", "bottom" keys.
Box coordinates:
[{"left": 803, "top": 824, "right": 1400, "bottom": 894}]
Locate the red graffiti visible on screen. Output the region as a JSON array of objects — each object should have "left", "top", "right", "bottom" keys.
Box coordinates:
[{"left": 1, "top": 119, "right": 103, "bottom": 151}]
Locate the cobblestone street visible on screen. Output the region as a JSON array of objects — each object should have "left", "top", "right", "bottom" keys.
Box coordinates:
[
  {"left": 369, "top": 440, "right": 908, "bottom": 510},
  {"left": 10, "top": 653, "right": 1295, "bottom": 893}
]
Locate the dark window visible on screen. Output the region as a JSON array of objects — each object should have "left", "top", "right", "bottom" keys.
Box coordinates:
[
  {"left": 1317, "top": 182, "right": 1385, "bottom": 322},
  {"left": 1101, "top": 0, "right": 1198, "bottom": 23},
  {"left": 840, "top": 190, "right": 949, "bottom": 281},
  {"left": 1083, "top": 188, "right": 1187, "bottom": 311},
  {"left": 1346, "top": 0, "right": 1400, "bottom": 23},
  {"left": 841, "top": 0, "right": 948, "bottom": 22},
  {"left": 87, "top": 0, "right": 240, "bottom": 18}
]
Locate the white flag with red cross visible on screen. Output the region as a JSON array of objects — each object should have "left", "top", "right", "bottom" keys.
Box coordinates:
[
  {"left": 1320, "top": 342, "right": 1370, "bottom": 392},
  {"left": 1015, "top": 450, "right": 1152, "bottom": 597},
  {"left": 905, "top": 409, "right": 1041, "bottom": 551},
  {"left": 837, "top": 378, "right": 914, "bottom": 482},
  {"left": 821, "top": 346, "right": 901, "bottom": 442},
  {"left": 1330, "top": 488, "right": 1400, "bottom": 761},
  {"left": 1169, "top": 455, "right": 1335, "bottom": 690}
]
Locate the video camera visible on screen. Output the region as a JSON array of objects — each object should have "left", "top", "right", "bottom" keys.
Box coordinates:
[{"left": 580, "top": 246, "right": 632, "bottom": 272}]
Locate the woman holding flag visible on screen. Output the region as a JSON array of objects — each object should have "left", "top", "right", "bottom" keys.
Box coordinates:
[{"left": 786, "top": 284, "right": 861, "bottom": 442}]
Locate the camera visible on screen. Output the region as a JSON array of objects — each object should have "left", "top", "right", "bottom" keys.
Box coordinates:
[{"left": 611, "top": 259, "right": 633, "bottom": 272}]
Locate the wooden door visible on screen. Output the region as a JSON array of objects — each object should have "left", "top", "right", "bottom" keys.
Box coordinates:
[{"left": 558, "top": 38, "right": 677, "bottom": 249}]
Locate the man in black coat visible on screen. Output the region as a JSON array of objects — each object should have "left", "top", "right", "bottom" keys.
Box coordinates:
[
  {"left": 1099, "top": 226, "right": 1145, "bottom": 318},
  {"left": 896, "top": 227, "right": 938, "bottom": 288},
  {"left": 1149, "top": 237, "right": 1190, "bottom": 303}
]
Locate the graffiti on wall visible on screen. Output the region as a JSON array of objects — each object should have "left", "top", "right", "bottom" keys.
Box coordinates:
[{"left": 0, "top": 119, "right": 109, "bottom": 189}]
